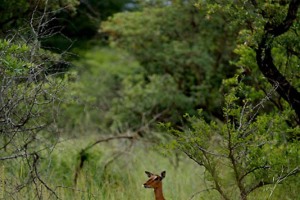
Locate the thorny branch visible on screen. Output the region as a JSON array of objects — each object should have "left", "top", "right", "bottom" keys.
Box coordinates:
[
  {"left": 246, "top": 167, "right": 300, "bottom": 195},
  {"left": 0, "top": 2, "right": 71, "bottom": 199}
]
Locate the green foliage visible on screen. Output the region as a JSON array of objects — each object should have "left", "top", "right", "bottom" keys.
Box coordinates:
[
  {"left": 2, "top": 137, "right": 207, "bottom": 199},
  {"left": 101, "top": 0, "right": 300, "bottom": 130},
  {"left": 0, "top": 0, "right": 79, "bottom": 31},
  {"left": 59, "top": 47, "right": 192, "bottom": 135},
  {"left": 41, "top": 0, "right": 135, "bottom": 51},
  {"left": 102, "top": 2, "right": 239, "bottom": 121},
  {"left": 0, "top": 39, "right": 65, "bottom": 139},
  {"left": 108, "top": 74, "right": 192, "bottom": 132},
  {"left": 0, "top": 34, "right": 68, "bottom": 199},
  {"left": 0, "top": 39, "right": 31, "bottom": 74},
  {"left": 202, "top": 0, "right": 300, "bottom": 122},
  {"left": 59, "top": 47, "right": 141, "bottom": 133},
  {"left": 1, "top": 1, "right": 299, "bottom": 199},
  {"left": 0, "top": 0, "right": 30, "bottom": 29},
  {"left": 165, "top": 83, "right": 300, "bottom": 199}
]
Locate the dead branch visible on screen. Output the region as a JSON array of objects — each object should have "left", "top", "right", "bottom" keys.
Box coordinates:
[
  {"left": 73, "top": 109, "right": 169, "bottom": 185},
  {"left": 83, "top": 134, "right": 137, "bottom": 152}
]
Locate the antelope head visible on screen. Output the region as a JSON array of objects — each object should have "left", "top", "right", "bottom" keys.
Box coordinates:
[{"left": 143, "top": 171, "right": 166, "bottom": 189}]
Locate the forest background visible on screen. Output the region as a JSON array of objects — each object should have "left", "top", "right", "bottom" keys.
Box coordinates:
[{"left": 0, "top": 0, "right": 299, "bottom": 199}]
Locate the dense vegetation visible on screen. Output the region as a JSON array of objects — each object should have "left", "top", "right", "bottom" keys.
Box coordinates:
[{"left": 0, "top": 0, "right": 299, "bottom": 199}]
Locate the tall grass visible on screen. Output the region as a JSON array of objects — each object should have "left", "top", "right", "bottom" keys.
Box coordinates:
[
  {"left": 2, "top": 136, "right": 207, "bottom": 199},
  {"left": 51, "top": 138, "right": 208, "bottom": 200},
  {"left": 2, "top": 135, "right": 299, "bottom": 199}
]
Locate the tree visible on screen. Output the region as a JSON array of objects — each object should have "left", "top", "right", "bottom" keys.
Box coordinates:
[
  {"left": 255, "top": 0, "right": 300, "bottom": 122},
  {"left": 41, "top": 0, "right": 136, "bottom": 51},
  {"left": 0, "top": 2, "right": 72, "bottom": 198},
  {"left": 102, "top": 1, "right": 239, "bottom": 124},
  {"left": 159, "top": 1, "right": 300, "bottom": 199},
  {"left": 0, "top": 0, "right": 79, "bottom": 32},
  {"left": 198, "top": 0, "right": 300, "bottom": 123},
  {"left": 58, "top": 47, "right": 142, "bottom": 133},
  {"left": 165, "top": 83, "right": 300, "bottom": 200}
]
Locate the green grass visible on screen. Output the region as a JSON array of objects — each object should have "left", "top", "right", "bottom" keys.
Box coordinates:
[
  {"left": 54, "top": 138, "right": 208, "bottom": 200},
  {"left": 2, "top": 136, "right": 208, "bottom": 199},
  {"left": 2, "top": 135, "right": 299, "bottom": 200}
]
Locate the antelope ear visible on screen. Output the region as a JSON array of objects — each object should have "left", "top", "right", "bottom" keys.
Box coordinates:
[
  {"left": 145, "top": 171, "right": 153, "bottom": 177},
  {"left": 161, "top": 171, "right": 166, "bottom": 179}
]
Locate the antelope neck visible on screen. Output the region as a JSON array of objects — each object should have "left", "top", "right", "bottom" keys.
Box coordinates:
[{"left": 154, "top": 185, "right": 165, "bottom": 200}]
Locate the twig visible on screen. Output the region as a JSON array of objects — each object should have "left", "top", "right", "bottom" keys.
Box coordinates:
[
  {"left": 32, "top": 153, "right": 59, "bottom": 199},
  {"left": 83, "top": 134, "right": 137, "bottom": 152}
]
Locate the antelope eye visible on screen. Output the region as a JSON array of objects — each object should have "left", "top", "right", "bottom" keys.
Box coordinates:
[{"left": 154, "top": 177, "right": 161, "bottom": 181}]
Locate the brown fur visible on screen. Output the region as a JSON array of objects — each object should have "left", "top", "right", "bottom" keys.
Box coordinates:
[{"left": 143, "top": 171, "right": 166, "bottom": 200}]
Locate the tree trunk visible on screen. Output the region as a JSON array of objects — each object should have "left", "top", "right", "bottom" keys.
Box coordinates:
[{"left": 256, "top": 0, "right": 300, "bottom": 123}]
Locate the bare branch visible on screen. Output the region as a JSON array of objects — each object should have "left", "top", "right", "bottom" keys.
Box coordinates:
[
  {"left": 84, "top": 134, "right": 137, "bottom": 152},
  {"left": 246, "top": 167, "right": 300, "bottom": 195},
  {"left": 195, "top": 143, "right": 227, "bottom": 158},
  {"left": 240, "top": 165, "right": 271, "bottom": 182}
]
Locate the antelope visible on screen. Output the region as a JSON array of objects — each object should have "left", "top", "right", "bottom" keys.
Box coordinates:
[{"left": 143, "top": 171, "right": 166, "bottom": 200}]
